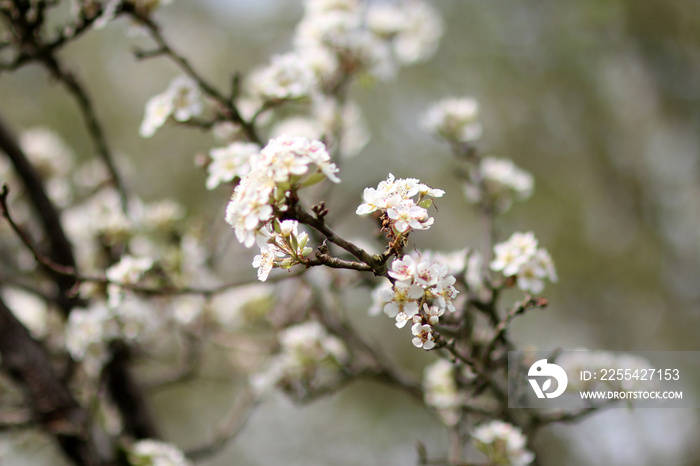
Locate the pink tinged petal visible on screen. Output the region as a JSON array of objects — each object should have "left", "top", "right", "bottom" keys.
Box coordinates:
[{"left": 422, "top": 340, "right": 436, "bottom": 350}]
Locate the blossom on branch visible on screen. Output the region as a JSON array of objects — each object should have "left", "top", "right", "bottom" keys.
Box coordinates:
[
  {"left": 472, "top": 420, "right": 534, "bottom": 466},
  {"left": 126, "top": 439, "right": 191, "bottom": 466},
  {"left": 463, "top": 156, "right": 534, "bottom": 213},
  {"left": 250, "top": 320, "right": 349, "bottom": 398},
  {"left": 225, "top": 135, "right": 339, "bottom": 248},
  {"left": 422, "top": 97, "right": 482, "bottom": 143},
  {"left": 206, "top": 142, "right": 260, "bottom": 190},
  {"left": 490, "top": 232, "right": 557, "bottom": 294},
  {"left": 140, "top": 76, "right": 203, "bottom": 137},
  {"left": 252, "top": 220, "right": 313, "bottom": 282}
]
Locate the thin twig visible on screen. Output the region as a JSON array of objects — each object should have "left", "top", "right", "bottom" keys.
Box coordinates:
[
  {"left": 132, "top": 15, "right": 262, "bottom": 145},
  {"left": 39, "top": 55, "right": 128, "bottom": 211},
  {"left": 186, "top": 388, "right": 259, "bottom": 460}
]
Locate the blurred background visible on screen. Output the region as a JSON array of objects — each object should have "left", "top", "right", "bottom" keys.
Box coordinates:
[{"left": 1, "top": 0, "right": 700, "bottom": 464}]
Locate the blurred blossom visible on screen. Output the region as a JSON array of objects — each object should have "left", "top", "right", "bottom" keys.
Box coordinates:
[
  {"left": 473, "top": 420, "right": 535, "bottom": 465},
  {"left": 140, "top": 76, "right": 202, "bottom": 138},
  {"left": 126, "top": 439, "right": 191, "bottom": 466},
  {"left": 463, "top": 157, "right": 534, "bottom": 213},
  {"left": 423, "top": 359, "right": 461, "bottom": 426},
  {"left": 206, "top": 142, "right": 260, "bottom": 190},
  {"left": 248, "top": 53, "right": 319, "bottom": 101},
  {"left": 250, "top": 320, "right": 349, "bottom": 397},
  {"left": 422, "top": 97, "right": 482, "bottom": 143},
  {"left": 491, "top": 232, "right": 557, "bottom": 294}
]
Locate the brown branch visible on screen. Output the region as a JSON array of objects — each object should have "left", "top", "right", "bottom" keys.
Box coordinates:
[
  {"left": 131, "top": 15, "right": 262, "bottom": 145},
  {"left": 0, "top": 117, "right": 79, "bottom": 315},
  {"left": 0, "top": 295, "right": 100, "bottom": 465},
  {"left": 482, "top": 296, "right": 549, "bottom": 366},
  {"left": 38, "top": 55, "right": 128, "bottom": 211},
  {"left": 286, "top": 202, "right": 389, "bottom": 275},
  {"left": 103, "top": 343, "right": 159, "bottom": 440}
]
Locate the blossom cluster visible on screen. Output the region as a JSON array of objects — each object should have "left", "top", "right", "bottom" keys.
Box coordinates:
[
  {"left": 422, "top": 97, "right": 482, "bottom": 144},
  {"left": 224, "top": 134, "right": 339, "bottom": 248},
  {"left": 140, "top": 76, "right": 202, "bottom": 138},
  {"left": 472, "top": 420, "right": 535, "bottom": 466},
  {"left": 556, "top": 351, "right": 655, "bottom": 392},
  {"left": 356, "top": 174, "right": 444, "bottom": 238},
  {"left": 205, "top": 141, "right": 260, "bottom": 190},
  {"left": 65, "top": 255, "right": 156, "bottom": 374},
  {"left": 371, "top": 251, "right": 459, "bottom": 350},
  {"left": 423, "top": 359, "right": 461, "bottom": 426},
  {"left": 251, "top": 320, "right": 349, "bottom": 397},
  {"left": 490, "top": 232, "right": 557, "bottom": 294},
  {"left": 463, "top": 156, "right": 534, "bottom": 213},
  {"left": 126, "top": 439, "right": 191, "bottom": 466},
  {"left": 253, "top": 219, "right": 313, "bottom": 282}
]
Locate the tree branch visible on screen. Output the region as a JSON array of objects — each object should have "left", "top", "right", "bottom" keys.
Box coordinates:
[
  {"left": 0, "top": 116, "right": 79, "bottom": 315},
  {"left": 0, "top": 295, "right": 100, "bottom": 465}
]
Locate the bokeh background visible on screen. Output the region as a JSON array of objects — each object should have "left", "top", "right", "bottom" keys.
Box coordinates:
[{"left": 2, "top": 0, "right": 700, "bottom": 464}]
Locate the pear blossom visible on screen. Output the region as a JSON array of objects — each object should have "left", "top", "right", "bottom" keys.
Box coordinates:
[
  {"left": 388, "top": 255, "right": 417, "bottom": 281},
  {"left": 127, "top": 439, "right": 191, "bottom": 466},
  {"left": 105, "top": 255, "right": 153, "bottom": 307},
  {"left": 491, "top": 232, "right": 557, "bottom": 293},
  {"left": 251, "top": 321, "right": 349, "bottom": 397},
  {"left": 422, "top": 97, "right": 482, "bottom": 143},
  {"left": 423, "top": 359, "right": 461, "bottom": 425},
  {"left": 372, "top": 251, "right": 459, "bottom": 349},
  {"left": 367, "top": 1, "right": 442, "bottom": 65},
  {"left": 252, "top": 220, "right": 313, "bottom": 282},
  {"left": 65, "top": 305, "right": 115, "bottom": 373},
  {"left": 139, "top": 76, "right": 202, "bottom": 138},
  {"left": 422, "top": 303, "right": 444, "bottom": 325},
  {"left": 356, "top": 174, "right": 442, "bottom": 235},
  {"left": 380, "top": 280, "right": 424, "bottom": 318},
  {"left": 490, "top": 232, "right": 538, "bottom": 277},
  {"left": 464, "top": 157, "right": 534, "bottom": 212},
  {"left": 169, "top": 76, "right": 202, "bottom": 122},
  {"left": 249, "top": 53, "right": 318, "bottom": 101},
  {"left": 225, "top": 136, "right": 339, "bottom": 250},
  {"left": 473, "top": 420, "right": 534, "bottom": 466},
  {"left": 206, "top": 142, "right": 260, "bottom": 190},
  {"left": 411, "top": 322, "right": 436, "bottom": 350}
]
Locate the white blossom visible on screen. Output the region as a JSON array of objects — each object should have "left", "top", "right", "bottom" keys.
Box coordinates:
[
  {"left": 140, "top": 92, "right": 174, "bottom": 138},
  {"left": 65, "top": 304, "right": 116, "bottom": 375},
  {"left": 464, "top": 157, "right": 534, "bottom": 212},
  {"left": 169, "top": 76, "right": 202, "bottom": 122},
  {"left": 206, "top": 142, "right": 260, "bottom": 190},
  {"left": 380, "top": 280, "right": 424, "bottom": 318},
  {"left": 225, "top": 136, "right": 339, "bottom": 249},
  {"left": 127, "top": 439, "right": 191, "bottom": 466},
  {"left": 139, "top": 76, "right": 202, "bottom": 138},
  {"left": 491, "top": 232, "right": 557, "bottom": 294},
  {"left": 422, "top": 97, "right": 482, "bottom": 143},
  {"left": 356, "top": 174, "right": 442, "bottom": 235},
  {"left": 411, "top": 322, "right": 436, "bottom": 350},
  {"left": 106, "top": 255, "right": 153, "bottom": 308},
  {"left": 252, "top": 220, "right": 312, "bottom": 282},
  {"left": 249, "top": 53, "right": 318, "bottom": 101},
  {"left": 380, "top": 1, "right": 443, "bottom": 65},
  {"left": 251, "top": 321, "right": 349, "bottom": 396},
  {"left": 473, "top": 420, "right": 534, "bottom": 466},
  {"left": 423, "top": 359, "right": 460, "bottom": 425},
  {"left": 388, "top": 255, "right": 417, "bottom": 281}
]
